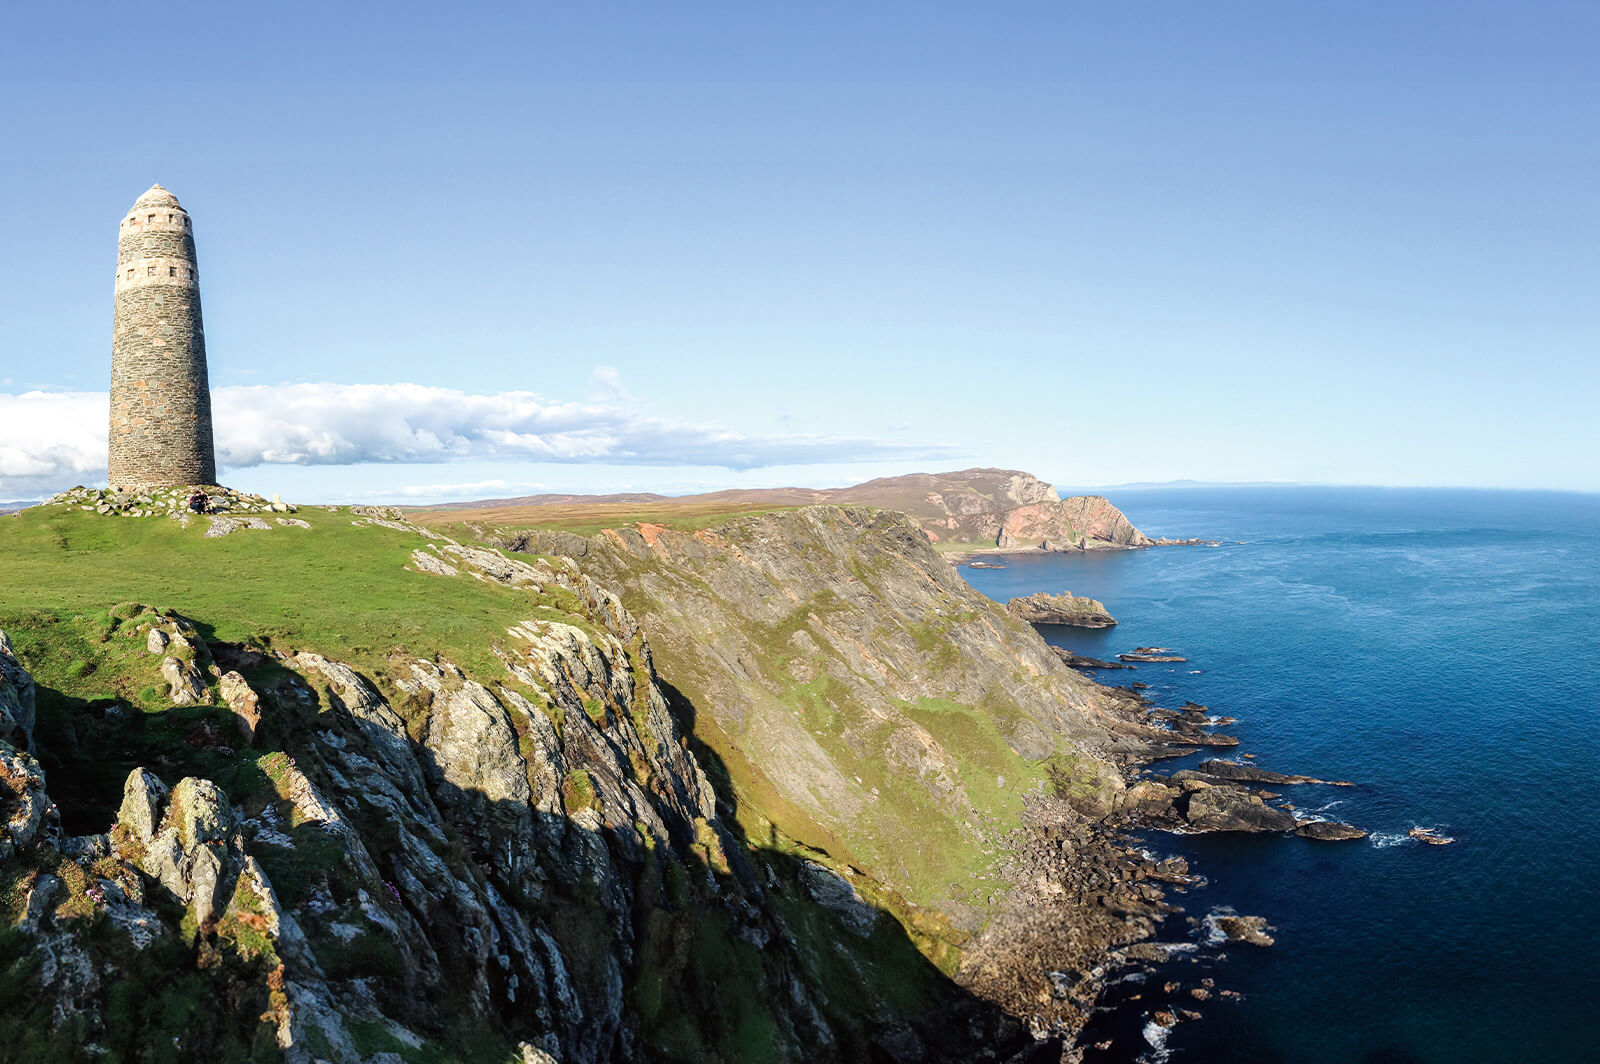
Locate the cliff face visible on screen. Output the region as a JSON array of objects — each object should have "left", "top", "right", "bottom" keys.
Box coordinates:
[
  {"left": 4, "top": 504, "right": 1078, "bottom": 1063},
  {"left": 426, "top": 468, "right": 1156, "bottom": 556},
  {"left": 995, "top": 495, "right": 1153, "bottom": 551},
  {"left": 800, "top": 470, "right": 1153, "bottom": 552},
  {"left": 825, "top": 471, "right": 1152, "bottom": 552},
  {"left": 2, "top": 496, "right": 1172, "bottom": 1062},
  {"left": 509, "top": 506, "right": 1133, "bottom": 924}
]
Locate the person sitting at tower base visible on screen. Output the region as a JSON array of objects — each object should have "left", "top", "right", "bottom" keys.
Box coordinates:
[{"left": 187, "top": 490, "right": 211, "bottom": 515}]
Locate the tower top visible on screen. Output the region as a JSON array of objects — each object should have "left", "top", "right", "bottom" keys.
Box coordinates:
[{"left": 132, "top": 184, "right": 181, "bottom": 208}]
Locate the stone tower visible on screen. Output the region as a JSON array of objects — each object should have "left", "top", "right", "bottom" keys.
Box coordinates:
[{"left": 108, "top": 184, "right": 217, "bottom": 490}]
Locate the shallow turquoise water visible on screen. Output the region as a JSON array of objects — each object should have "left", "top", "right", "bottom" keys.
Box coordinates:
[{"left": 960, "top": 487, "right": 1600, "bottom": 1063}]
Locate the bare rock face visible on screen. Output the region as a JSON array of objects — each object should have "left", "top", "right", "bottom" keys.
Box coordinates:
[
  {"left": 1296, "top": 820, "right": 1368, "bottom": 841},
  {"left": 1007, "top": 591, "right": 1117, "bottom": 628},
  {"left": 160, "top": 656, "right": 207, "bottom": 705},
  {"left": 217, "top": 671, "right": 262, "bottom": 744},
  {"left": 1184, "top": 785, "right": 1298, "bottom": 833},
  {"left": 1, "top": 744, "right": 51, "bottom": 858},
  {"left": 996, "top": 495, "right": 1153, "bottom": 551},
  {"left": 116, "top": 767, "right": 170, "bottom": 846},
  {"left": 0, "top": 628, "right": 36, "bottom": 749},
  {"left": 1209, "top": 912, "right": 1276, "bottom": 947},
  {"left": 799, "top": 861, "right": 881, "bottom": 937},
  {"left": 117, "top": 772, "right": 236, "bottom": 927}
]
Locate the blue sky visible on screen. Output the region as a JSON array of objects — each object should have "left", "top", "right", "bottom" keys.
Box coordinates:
[{"left": 2, "top": 2, "right": 1596, "bottom": 500}]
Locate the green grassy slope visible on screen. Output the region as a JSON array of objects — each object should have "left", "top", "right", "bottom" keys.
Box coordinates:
[{"left": 0, "top": 506, "right": 531, "bottom": 682}]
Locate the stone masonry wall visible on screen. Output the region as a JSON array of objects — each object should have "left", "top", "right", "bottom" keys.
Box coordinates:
[{"left": 108, "top": 187, "right": 217, "bottom": 489}]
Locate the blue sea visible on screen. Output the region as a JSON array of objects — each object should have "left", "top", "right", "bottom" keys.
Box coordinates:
[{"left": 959, "top": 487, "right": 1600, "bottom": 1064}]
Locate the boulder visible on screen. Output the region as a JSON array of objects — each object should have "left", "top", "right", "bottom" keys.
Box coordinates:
[
  {"left": 218, "top": 671, "right": 262, "bottom": 745},
  {"left": 1183, "top": 786, "right": 1297, "bottom": 833},
  {"left": 1408, "top": 826, "right": 1455, "bottom": 845},
  {"left": 161, "top": 656, "right": 208, "bottom": 705},
  {"left": 169, "top": 777, "right": 232, "bottom": 848},
  {"left": 1, "top": 744, "right": 50, "bottom": 857},
  {"left": 0, "top": 629, "right": 37, "bottom": 749},
  {"left": 1295, "top": 820, "right": 1367, "bottom": 841},
  {"left": 1211, "top": 913, "right": 1275, "bottom": 947},
  {"left": 116, "top": 768, "right": 170, "bottom": 846},
  {"left": 1006, "top": 592, "right": 1117, "bottom": 628},
  {"left": 1117, "top": 779, "right": 1179, "bottom": 817}
]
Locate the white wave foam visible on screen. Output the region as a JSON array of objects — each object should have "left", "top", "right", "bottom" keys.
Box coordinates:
[
  {"left": 1141, "top": 1018, "right": 1172, "bottom": 1062},
  {"left": 1369, "top": 831, "right": 1413, "bottom": 849},
  {"left": 1198, "top": 907, "right": 1237, "bottom": 945}
]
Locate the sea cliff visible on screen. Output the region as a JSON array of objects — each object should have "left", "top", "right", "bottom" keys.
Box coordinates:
[{"left": 0, "top": 493, "right": 1281, "bottom": 1062}]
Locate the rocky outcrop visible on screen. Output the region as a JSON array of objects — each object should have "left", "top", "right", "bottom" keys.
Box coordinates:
[
  {"left": 0, "top": 628, "right": 36, "bottom": 749},
  {"left": 218, "top": 671, "right": 262, "bottom": 744},
  {"left": 996, "top": 495, "right": 1153, "bottom": 551},
  {"left": 1208, "top": 911, "right": 1275, "bottom": 947},
  {"left": 1184, "top": 784, "right": 1299, "bottom": 833},
  {"left": 1297, "top": 820, "right": 1368, "bottom": 841},
  {"left": 1007, "top": 591, "right": 1117, "bottom": 628}
]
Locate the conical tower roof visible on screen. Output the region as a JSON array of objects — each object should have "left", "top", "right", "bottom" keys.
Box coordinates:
[{"left": 132, "top": 184, "right": 181, "bottom": 208}]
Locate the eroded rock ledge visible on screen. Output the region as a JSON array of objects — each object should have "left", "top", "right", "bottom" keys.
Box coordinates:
[{"left": 1007, "top": 592, "right": 1118, "bottom": 628}]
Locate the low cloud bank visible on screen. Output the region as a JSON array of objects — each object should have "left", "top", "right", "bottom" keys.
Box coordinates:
[{"left": 0, "top": 383, "right": 949, "bottom": 497}]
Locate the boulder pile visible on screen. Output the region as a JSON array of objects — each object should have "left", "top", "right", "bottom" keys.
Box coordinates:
[{"left": 45, "top": 485, "right": 296, "bottom": 519}]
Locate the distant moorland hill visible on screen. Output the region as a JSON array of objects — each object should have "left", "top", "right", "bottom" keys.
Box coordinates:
[{"left": 416, "top": 467, "right": 1154, "bottom": 552}]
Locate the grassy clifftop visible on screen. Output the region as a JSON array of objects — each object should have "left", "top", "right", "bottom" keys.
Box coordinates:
[
  {"left": 5, "top": 499, "right": 1107, "bottom": 1062},
  {"left": 0, "top": 506, "right": 536, "bottom": 684}
]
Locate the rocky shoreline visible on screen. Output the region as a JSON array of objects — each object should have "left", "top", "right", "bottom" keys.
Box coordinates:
[
  {"left": 944, "top": 537, "right": 1220, "bottom": 565},
  {"left": 983, "top": 631, "right": 1377, "bottom": 1059}
]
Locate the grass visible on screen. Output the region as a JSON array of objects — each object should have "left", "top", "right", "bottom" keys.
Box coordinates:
[
  {"left": 931, "top": 539, "right": 1003, "bottom": 554},
  {"left": 0, "top": 505, "right": 543, "bottom": 684},
  {"left": 411, "top": 500, "right": 800, "bottom": 538}
]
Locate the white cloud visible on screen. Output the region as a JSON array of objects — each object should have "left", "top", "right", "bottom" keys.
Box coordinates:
[
  {"left": 0, "top": 391, "right": 108, "bottom": 498},
  {"left": 0, "top": 381, "right": 953, "bottom": 499}
]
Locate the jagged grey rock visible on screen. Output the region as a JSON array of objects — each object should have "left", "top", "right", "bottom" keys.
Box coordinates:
[
  {"left": 409, "top": 549, "right": 460, "bottom": 576},
  {"left": 1, "top": 745, "right": 50, "bottom": 858},
  {"left": 799, "top": 861, "right": 880, "bottom": 937},
  {"left": 0, "top": 628, "right": 37, "bottom": 749},
  {"left": 117, "top": 768, "right": 170, "bottom": 846},
  {"left": 161, "top": 655, "right": 208, "bottom": 705},
  {"left": 1184, "top": 785, "right": 1298, "bottom": 833},
  {"left": 218, "top": 671, "right": 262, "bottom": 744}
]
